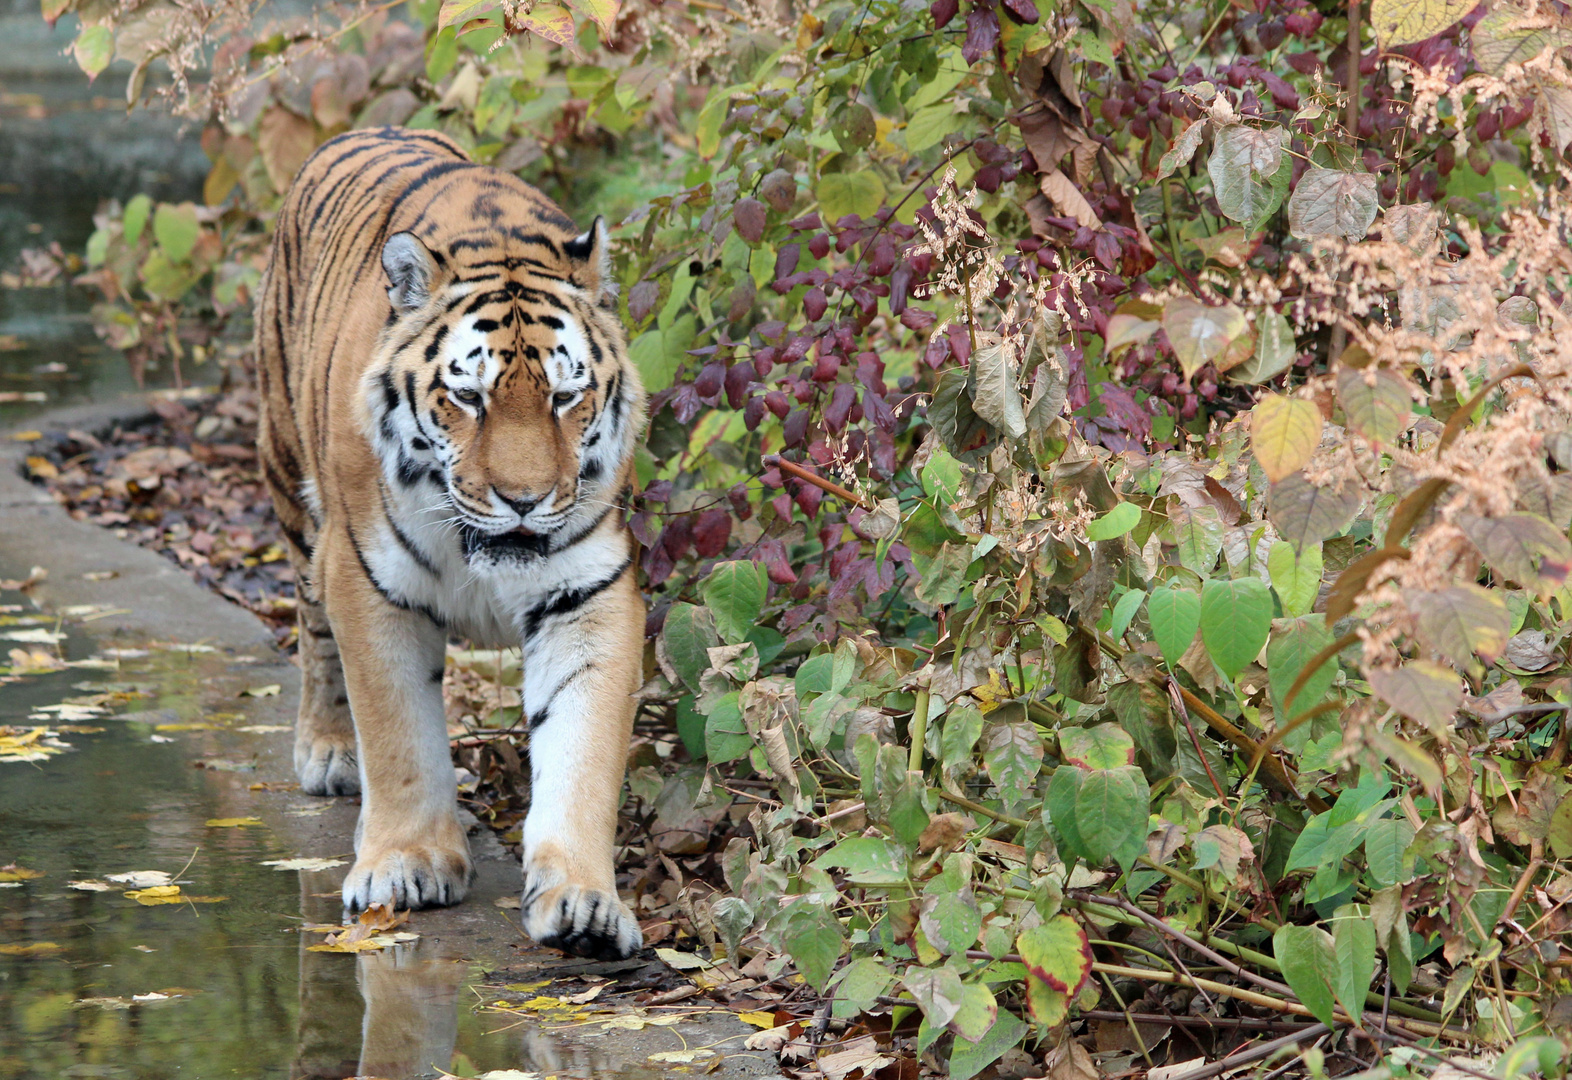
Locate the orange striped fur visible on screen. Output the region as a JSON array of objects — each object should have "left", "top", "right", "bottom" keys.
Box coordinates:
[{"left": 256, "top": 128, "right": 646, "bottom": 959}]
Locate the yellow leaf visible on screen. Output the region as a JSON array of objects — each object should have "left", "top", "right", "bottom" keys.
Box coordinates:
[
  {"left": 563, "top": 0, "right": 618, "bottom": 36},
  {"left": 739, "top": 1010, "right": 778, "bottom": 1028},
  {"left": 239, "top": 684, "right": 280, "bottom": 698},
  {"left": 125, "top": 885, "right": 183, "bottom": 904},
  {"left": 1370, "top": 0, "right": 1476, "bottom": 47},
  {"left": 437, "top": 0, "right": 496, "bottom": 29},
  {"left": 205, "top": 817, "right": 263, "bottom": 828},
  {"left": 514, "top": 3, "right": 576, "bottom": 47},
  {"left": 10, "top": 430, "right": 41, "bottom": 441},
  {"left": 0, "top": 865, "right": 45, "bottom": 882},
  {"left": 0, "top": 941, "right": 63, "bottom": 956},
  {"left": 1250, "top": 394, "right": 1323, "bottom": 483}
]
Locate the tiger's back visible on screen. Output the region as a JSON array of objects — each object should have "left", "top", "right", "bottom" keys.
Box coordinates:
[{"left": 255, "top": 127, "right": 647, "bottom": 960}]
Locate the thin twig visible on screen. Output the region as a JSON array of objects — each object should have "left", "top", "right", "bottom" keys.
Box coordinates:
[
  {"left": 761, "top": 454, "right": 877, "bottom": 513},
  {"left": 1162, "top": 1023, "right": 1331, "bottom": 1080}
]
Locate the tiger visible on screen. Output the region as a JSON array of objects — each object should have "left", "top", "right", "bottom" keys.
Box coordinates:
[{"left": 255, "top": 127, "right": 647, "bottom": 960}]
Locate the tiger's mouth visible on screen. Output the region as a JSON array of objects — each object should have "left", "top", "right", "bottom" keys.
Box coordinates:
[{"left": 458, "top": 522, "right": 549, "bottom": 562}]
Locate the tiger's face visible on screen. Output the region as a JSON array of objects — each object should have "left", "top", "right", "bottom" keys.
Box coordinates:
[{"left": 363, "top": 222, "right": 641, "bottom": 565}]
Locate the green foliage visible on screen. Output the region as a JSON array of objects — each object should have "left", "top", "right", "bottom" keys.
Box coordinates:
[{"left": 39, "top": 0, "right": 1572, "bottom": 1067}]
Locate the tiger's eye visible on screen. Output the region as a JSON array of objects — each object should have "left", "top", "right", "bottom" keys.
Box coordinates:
[
  {"left": 452, "top": 387, "right": 481, "bottom": 405},
  {"left": 552, "top": 391, "right": 576, "bottom": 408}
]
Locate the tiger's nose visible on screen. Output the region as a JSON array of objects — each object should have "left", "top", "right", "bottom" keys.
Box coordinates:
[{"left": 497, "top": 492, "right": 540, "bottom": 517}]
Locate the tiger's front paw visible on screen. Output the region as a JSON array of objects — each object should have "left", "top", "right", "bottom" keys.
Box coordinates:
[
  {"left": 342, "top": 837, "right": 473, "bottom": 911},
  {"left": 522, "top": 880, "right": 642, "bottom": 960},
  {"left": 295, "top": 733, "right": 360, "bottom": 796}
]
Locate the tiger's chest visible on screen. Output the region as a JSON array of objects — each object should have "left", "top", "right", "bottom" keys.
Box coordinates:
[{"left": 352, "top": 476, "right": 631, "bottom": 649}]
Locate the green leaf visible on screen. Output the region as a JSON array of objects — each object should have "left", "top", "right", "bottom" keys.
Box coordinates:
[
  {"left": 1162, "top": 297, "right": 1252, "bottom": 381},
  {"left": 1273, "top": 924, "right": 1339, "bottom": 1027},
  {"left": 982, "top": 720, "right": 1043, "bottom": 805},
  {"left": 1336, "top": 366, "right": 1411, "bottom": 445},
  {"left": 948, "top": 1008, "right": 1029, "bottom": 1080},
  {"left": 816, "top": 836, "right": 909, "bottom": 884},
  {"left": 1208, "top": 123, "right": 1287, "bottom": 227},
  {"left": 940, "top": 703, "right": 986, "bottom": 773},
  {"left": 1045, "top": 765, "right": 1089, "bottom": 862},
  {"left": 661, "top": 602, "right": 719, "bottom": 691},
  {"left": 921, "top": 448, "right": 963, "bottom": 505},
  {"left": 904, "top": 102, "right": 957, "bottom": 152},
  {"left": 947, "top": 982, "right": 997, "bottom": 1041},
  {"left": 695, "top": 88, "right": 732, "bottom": 159},
  {"left": 562, "top": 0, "right": 618, "bottom": 35},
  {"left": 1363, "top": 817, "right": 1415, "bottom": 887},
  {"left": 1200, "top": 577, "right": 1273, "bottom": 680},
  {"left": 817, "top": 172, "right": 887, "bottom": 223},
  {"left": 425, "top": 26, "right": 459, "bottom": 82},
  {"left": 969, "top": 339, "right": 1027, "bottom": 439},
  {"left": 1086, "top": 502, "right": 1140, "bottom": 542},
  {"left": 123, "top": 194, "right": 152, "bottom": 245},
  {"left": 781, "top": 903, "right": 845, "bottom": 991},
  {"left": 1228, "top": 308, "right": 1297, "bottom": 385},
  {"left": 73, "top": 24, "right": 114, "bottom": 79},
  {"left": 701, "top": 560, "right": 769, "bottom": 644},
  {"left": 1266, "top": 615, "right": 1337, "bottom": 723},
  {"left": 912, "top": 541, "right": 972, "bottom": 607},
  {"left": 1267, "top": 541, "right": 1323, "bottom": 619},
  {"left": 152, "top": 203, "right": 199, "bottom": 263},
  {"left": 1017, "top": 915, "right": 1092, "bottom": 1026},
  {"left": 831, "top": 957, "right": 893, "bottom": 1018},
  {"left": 703, "top": 692, "right": 751, "bottom": 764},
  {"left": 1074, "top": 766, "right": 1149, "bottom": 870},
  {"left": 1058, "top": 724, "right": 1135, "bottom": 770},
  {"left": 922, "top": 859, "right": 982, "bottom": 954},
  {"left": 1332, "top": 904, "right": 1376, "bottom": 1024},
  {"left": 138, "top": 250, "right": 201, "bottom": 302},
  {"left": 1170, "top": 505, "right": 1226, "bottom": 575},
  {"left": 1147, "top": 586, "right": 1201, "bottom": 668},
  {"left": 1107, "top": 589, "right": 1146, "bottom": 642}
]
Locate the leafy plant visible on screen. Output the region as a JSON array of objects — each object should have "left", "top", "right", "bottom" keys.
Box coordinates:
[{"left": 34, "top": 0, "right": 1572, "bottom": 1071}]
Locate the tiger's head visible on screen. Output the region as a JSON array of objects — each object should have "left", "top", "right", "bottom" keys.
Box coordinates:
[{"left": 362, "top": 217, "right": 644, "bottom": 566}]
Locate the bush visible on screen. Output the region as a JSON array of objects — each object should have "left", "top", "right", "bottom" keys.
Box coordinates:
[{"left": 40, "top": 0, "right": 1572, "bottom": 1069}]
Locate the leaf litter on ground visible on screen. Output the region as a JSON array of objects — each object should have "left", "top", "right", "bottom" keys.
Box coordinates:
[{"left": 304, "top": 903, "right": 418, "bottom": 953}]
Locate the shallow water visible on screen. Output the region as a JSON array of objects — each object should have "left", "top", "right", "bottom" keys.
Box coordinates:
[
  {"left": 0, "top": 643, "right": 526, "bottom": 1079},
  {"left": 0, "top": 612, "right": 762, "bottom": 1080},
  {"left": 0, "top": 3, "right": 210, "bottom": 424}
]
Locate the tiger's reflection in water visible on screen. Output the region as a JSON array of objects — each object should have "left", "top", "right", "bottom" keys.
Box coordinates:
[{"left": 287, "top": 871, "right": 621, "bottom": 1080}]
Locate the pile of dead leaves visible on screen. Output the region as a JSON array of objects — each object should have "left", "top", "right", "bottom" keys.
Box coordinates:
[{"left": 22, "top": 387, "right": 296, "bottom": 646}]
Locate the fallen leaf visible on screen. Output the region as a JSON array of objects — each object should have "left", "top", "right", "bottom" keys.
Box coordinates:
[
  {"left": 260, "top": 858, "right": 347, "bottom": 872},
  {"left": 236, "top": 724, "right": 292, "bottom": 734},
  {"left": 205, "top": 817, "right": 263, "bottom": 827},
  {"left": 0, "top": 864, "right": 45, "bottom": 882},
  {"left": 494, "top": 895, "right": 522, "bottom": 909},
  {"left": 648, "top": 1049, "right": 715, "bottom": 1064},
  {"left": 248, "top": 781, "right": 300, "bottom": 792},
  {"left": 566, "top": 983, "right": 608, "bottom": 1004},
  {"left": 655, "top": 946, "right": 715, "bottom": 971},
  {"left": 0, "top": 942, "right": 63, "bottom": 956},
  {"left": 106, "top": 870, "right": 171, "bottom": 888},
  {"left": 67, "top": 880, "right": 115, "bottom": 892},
  {"left": 738, "top": 1010, "right": 778, "bottom": 1028},
  {"left": 125, "top": 885, "right": 183, "bottom": 904},
  {"left": 239, "top": 684, "right": 281, "bottom": 698}
]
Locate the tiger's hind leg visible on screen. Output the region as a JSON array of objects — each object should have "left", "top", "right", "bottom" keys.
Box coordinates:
[{"left": 294, "top": 590, "right": 360, "bottom": 796}]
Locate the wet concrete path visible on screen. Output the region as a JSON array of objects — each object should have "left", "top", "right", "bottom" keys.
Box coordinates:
[{"left": 0, "top": 404, "right": 771, "bottom": 1079}]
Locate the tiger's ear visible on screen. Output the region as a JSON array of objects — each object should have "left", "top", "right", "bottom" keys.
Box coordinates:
[
  {"left": 382, "top": 232, "right": 437, "bottom": 312},
  {"left": 565, "top": 216, "right": 616, "bottom": 309}
]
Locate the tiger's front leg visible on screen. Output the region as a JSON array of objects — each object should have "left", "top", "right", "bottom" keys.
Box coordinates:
[
  {"left": 320, "top": 531, "right": 474, "bottom": 911},
  {"left": 517, "top": 564, "right": 644, "bottom": 960}
]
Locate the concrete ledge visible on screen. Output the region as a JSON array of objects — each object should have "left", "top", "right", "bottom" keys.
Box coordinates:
[{"left": 0, "top": 392, "right": 277, "bottom": 649}]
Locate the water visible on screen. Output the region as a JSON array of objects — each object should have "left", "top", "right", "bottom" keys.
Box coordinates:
[
  {"left": 0, "top": 604, "right": 766, "bottom": 1080},
  {"left": 0, "top": 0, "right": 210, "bottom": 424}
]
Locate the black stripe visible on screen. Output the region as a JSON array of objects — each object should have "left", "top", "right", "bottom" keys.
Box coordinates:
[
  {"left": 345, "top": 519, "right": 446, "bottom": 628},
  {"left": 521, "top": 556, "right": 631, "bottom": 640}
]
